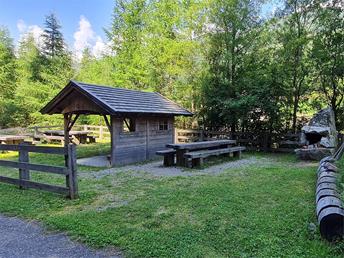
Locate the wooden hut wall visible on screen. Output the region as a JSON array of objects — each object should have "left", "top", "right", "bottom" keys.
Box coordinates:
[{"left": 110, "top": 116, "right": 174, "bottom": 165}]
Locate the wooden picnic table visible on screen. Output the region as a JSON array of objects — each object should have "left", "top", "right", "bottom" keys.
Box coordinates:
[
  {"left": 44, "top": 130, "right": 90, "bottom": 144},
  {"left": 0, "top": 135, "right": 26, "bottom": 145},
  {"left": 166, "top": 140, "right": 236, "bottom": 166}
]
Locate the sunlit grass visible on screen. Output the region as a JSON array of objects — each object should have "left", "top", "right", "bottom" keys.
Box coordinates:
[{"left": 0, "top": 146, "right": 343, "bottom": 257}]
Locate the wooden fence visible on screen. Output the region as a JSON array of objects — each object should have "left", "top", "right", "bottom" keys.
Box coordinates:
[
  {"left": 175, "top": 129, "right": 301, "bottom": 153},
  {"left": 31, "top": 125, "right": 111, "bottom": 140},
  {"left": 0, "top": 143, "right": 78, "bottom": 199}
]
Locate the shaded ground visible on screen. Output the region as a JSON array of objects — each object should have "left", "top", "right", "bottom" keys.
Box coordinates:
[{"left": 0, "top": 215, "right": 121, "bottom": 258}]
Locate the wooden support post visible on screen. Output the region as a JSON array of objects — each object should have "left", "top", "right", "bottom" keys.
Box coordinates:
[
  {"left": 110, "top": 116, "right": 116, "bottom": 166},
  {"left": 66, "top": 144, "right": 78, "bottom": 199},
  {"left": 19, "top": 142, "right": 30, "bottom": 189},
  {"left": 63, "top": 113, "right": 71, "bottom": 148}
]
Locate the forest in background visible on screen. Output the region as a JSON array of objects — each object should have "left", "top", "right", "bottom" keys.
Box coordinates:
[{"left": 0, "top": 0, "right": 343, "bottom": 134}]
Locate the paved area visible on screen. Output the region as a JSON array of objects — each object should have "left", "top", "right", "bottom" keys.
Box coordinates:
[
  {"left": 0, "top": 215, "right": 122, "bottom": 258},
  {"left": 78, "top": 155, "right": 111, "bottom": 167}
]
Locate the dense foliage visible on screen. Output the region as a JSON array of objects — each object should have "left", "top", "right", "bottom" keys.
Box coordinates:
[{"left": 0, "top": 0, "right": 343, "bottom": 133}]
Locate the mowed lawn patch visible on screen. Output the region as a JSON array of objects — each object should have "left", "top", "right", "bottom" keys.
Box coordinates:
[{"left": 0, "top": 146, "right": 343, "bottom": 257}]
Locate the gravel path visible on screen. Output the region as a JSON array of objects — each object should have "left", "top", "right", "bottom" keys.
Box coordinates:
[
  {"left": 0, "top": 215, "right": 121, "bottom": 258},
  {"left": 83, "top": 156, "right": 273, "bottom": 179}
]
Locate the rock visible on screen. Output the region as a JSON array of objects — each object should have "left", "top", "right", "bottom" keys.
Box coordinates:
[
  {"left": 295, "top": 148, "right": 334, "bottom": 161},
  {"left": 295, "top": 108, "right": 338, "bottom": 161}
]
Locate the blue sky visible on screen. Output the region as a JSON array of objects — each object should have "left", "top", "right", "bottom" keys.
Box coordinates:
[
  {"left": 0, "top": 0, "right": 114, "bottom": 58},
  {"left": 0, "top": 0, "right": 279, "bottom": 58}
]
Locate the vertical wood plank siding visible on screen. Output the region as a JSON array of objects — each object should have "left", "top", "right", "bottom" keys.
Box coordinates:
[{"left": 110, "top": 116, "right": 174, "bottom": 165}]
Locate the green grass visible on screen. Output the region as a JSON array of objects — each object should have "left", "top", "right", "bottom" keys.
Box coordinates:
[{"left": 0, "top": 145, "right": 343, "bottom": 257}]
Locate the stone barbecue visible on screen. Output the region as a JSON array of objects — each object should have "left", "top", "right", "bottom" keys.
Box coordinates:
[{"left": 295, "top": 108, "right": 338, "bottom": 160}]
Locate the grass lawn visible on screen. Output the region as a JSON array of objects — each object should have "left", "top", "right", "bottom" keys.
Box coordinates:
[{"left": 0, "top": 143, "right": 343, "bottom": 257}]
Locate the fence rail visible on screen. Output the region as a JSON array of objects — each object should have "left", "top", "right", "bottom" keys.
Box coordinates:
[
  {"left": 175, "top": 128, "right": 301, "bottom": 153},
  {"left": 0, "top": 143, "right": 78, "bottom": 199}
]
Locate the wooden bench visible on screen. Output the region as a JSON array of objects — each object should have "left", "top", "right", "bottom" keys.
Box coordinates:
[
  {"left": 43, "top": 135, "right": 65, "bottom": 145},
  {"left": 156, "top": 149, "right": 176, "bottom": 166},
  {"left": 184, "top": 146, "right": 246, "bottom": 168}
]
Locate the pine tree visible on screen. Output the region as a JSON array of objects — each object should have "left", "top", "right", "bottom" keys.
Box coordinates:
[
  {"left": 42, "top": 13, "right": 65, "bottom": 57},
  {"left": 0, "top": 27, "right": 16, "bottom": 99}
]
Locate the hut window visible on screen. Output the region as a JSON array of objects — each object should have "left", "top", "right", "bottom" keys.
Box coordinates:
[
  {"left": 159, "top": 120, "right": 168, "bottom": 131},
  {"left": 123, "top": 118, "right": 136, "bottom": 132}
]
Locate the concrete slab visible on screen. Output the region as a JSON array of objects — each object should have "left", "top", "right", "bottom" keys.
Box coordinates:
[{"left": 77, "top": 155, "right": 111, "bottom": 167}]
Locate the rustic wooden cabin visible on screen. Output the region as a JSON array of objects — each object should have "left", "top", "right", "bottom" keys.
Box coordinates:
[{"left": 41, "top": 80, "right": 192, "bottom": 166}]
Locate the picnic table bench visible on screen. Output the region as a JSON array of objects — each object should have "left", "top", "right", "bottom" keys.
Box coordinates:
[
  {"left": 156, "top": 149, "right": 176, "bottom": 166},
  {"left": 184, "top": 146, "right": 246, "bottom": 168},
  {"left": 157, "top": 140, "right": 244, "bottom": 168}
]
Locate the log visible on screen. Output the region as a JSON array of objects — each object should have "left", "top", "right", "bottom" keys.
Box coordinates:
[
  {"left": 318, "top": 207, "right": 344, "bottom": 241},
  {"left": 316, "top": 189, "right": 340, "bottom": 203},
  {"left": 316, "top": 182, "right": 338, "bottom": 194},
  {"left": 318, "top": 171, "right": 337, "bottom": 179},
  {"left": 316, "top": 159, "right": 344, "bottom": 241},
  {"left": 317, "top": 176, "right": 337, "bottom": 185},
  {"left": 316, "top": 196, "right": 343, "bottom": 216}
]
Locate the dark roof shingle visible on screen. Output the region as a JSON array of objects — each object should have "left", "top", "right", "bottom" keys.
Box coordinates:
[{"left": 41, "top": 80, "right": 193, "bottom": 116}]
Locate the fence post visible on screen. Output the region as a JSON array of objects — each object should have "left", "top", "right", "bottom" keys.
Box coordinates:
[
  {"left": 66, "top": 144, "right": 78, "bottom": 199},
  {"left": 99, "top": 126, "right": 104, "bottom": 140},
  {"left": 83, "top": 124, "right": 88, "bottom": 131},
  {"left": 200, "top": 129, "right": 204, "bottom": 141},
  {"left": 19, "top": 142, "right": 30, "bottom": 189},
  {"left": 33, "top": 126, "right": 38, "bottom": 139}
]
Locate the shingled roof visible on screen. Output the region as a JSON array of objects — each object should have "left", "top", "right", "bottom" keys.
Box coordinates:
[{"left": 41, "top": 80, "right": 193, "bottom": 116}]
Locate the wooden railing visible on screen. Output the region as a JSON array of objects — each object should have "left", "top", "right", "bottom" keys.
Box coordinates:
[
  {"left": 175, "top": 129, "right": 301, "bottom": 153},
  {"left": 0, "top": 143, "right": 78, "bottom": 199}
]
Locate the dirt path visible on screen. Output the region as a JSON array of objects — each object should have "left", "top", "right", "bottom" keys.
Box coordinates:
[
  {"left": 83, "top": 156, "right": 274, "bottom": 179},
  {"left": 0, "top": 215, "right": 121, "bottom": 258}
]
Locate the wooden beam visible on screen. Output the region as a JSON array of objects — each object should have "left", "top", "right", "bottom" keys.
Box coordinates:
[
  {"left": 103, "top": 115, "right": 111, "bottom": 132},
  {"left": 0, "top": 144, "right": 66, "bottom": 155},
  {"left": 64, "top": 114, "right": 71, "bottom": 148},
  {"left": 0, "top": 160, "right": 69, "bottom": 175},
  {"left": 68, "top": 114, "right": 80, "bottom": 131},
  {"left": 110, "top": 116, "right": 115, "bottom": 166},
  {"left": 0, "top": 176, "right": 69, "bottom": 195}
]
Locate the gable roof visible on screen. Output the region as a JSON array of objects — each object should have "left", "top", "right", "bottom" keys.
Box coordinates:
[{"left": 41, "top": 80, "right": 193, "bottom": 116}]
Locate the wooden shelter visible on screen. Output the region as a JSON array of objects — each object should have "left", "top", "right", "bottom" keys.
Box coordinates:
[{"left": 41, "top": 80, "right": 192, "bottom": 166}]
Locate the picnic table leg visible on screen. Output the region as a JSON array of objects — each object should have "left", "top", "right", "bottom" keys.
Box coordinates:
[
  {"left": 164, "top": 153, "right": 175, "bottom": 166},
  {"left": 233, "top": 151, "right": 242, "bottom": 158},
  {"left": 80, "top": 135, "right": 87, "bottom": 144},
  {"left": 176, "top": 149, "right": 187, "bottom": 166}
]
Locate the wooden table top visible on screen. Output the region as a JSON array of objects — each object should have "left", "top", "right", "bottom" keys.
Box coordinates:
[
  {"left": 166, "top": 140, "right": 236, "bottom": 150},
  {"left": 0, "top": 135, "right": 27, "bottom": 141}
]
